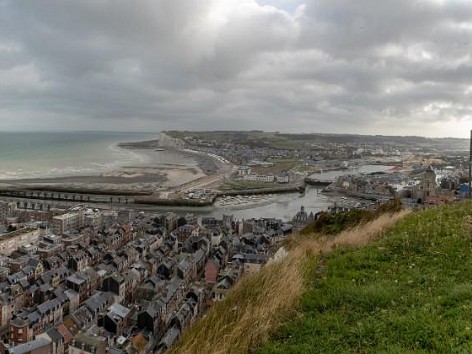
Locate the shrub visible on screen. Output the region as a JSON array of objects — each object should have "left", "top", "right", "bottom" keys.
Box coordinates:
[{"left": 301, "top": 199, "right": 402, "bottom": 235}]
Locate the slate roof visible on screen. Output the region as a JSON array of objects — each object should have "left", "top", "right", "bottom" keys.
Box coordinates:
[
  {"left": 37, "top": 298, "right": 61, "bottom": 315},
  {"left": 46, "top": 327, "right": 63, "bottom": 343},
  {"left": 145, "top": 299, "right": 165, "bottom": 318},
  {"left": 26, "top": 311, "right": 41, "bottom": 324},
  {"left": 9, "top": 337, "right": 51, "bottom": 354},
  {"left": 39, "top": 283, "right": 52, "bottom": 292},
  {"left": 19, "top": 279, "right": 29, "bottom": 289},
  {"left": 244, "top": 253, "right": 270, "bottom": 264},
  {"left": 41, "top": 266, "right": 70, "bottom": 284},
  {"left": 64, "top": 289, "right": 79, "bottom": 301},
  {"left": 67, "top": 274, "right": 86, "bottom": 285},
  {"left": 108, "top": 303, "right": 131, "bottom": 321},
  {"left": 71, "top": 306, "right": 93, "bottom": 327},
  {"left": 159, "top": 325, "right": 180, "bottom": 348},
  {"left": 164, "top": 278, "right": 183, "bottom": 303},
  {"left": 177, "top": 258, "right": 191, "bottom": 273},
  {"left": 194, "top": 248, "right": 205, "bottom": 263},
  {"left": 214, "top": 277, "right": 233, "bottom": 290},
  {"left": 53, "top": 287, "right": 68, "bottom": 303},
  {"left": 7, "top": 272, "right": 26, "bottom": 285},
  {"left": 85, "top": 291, "right": 111, "bottom": 313}
]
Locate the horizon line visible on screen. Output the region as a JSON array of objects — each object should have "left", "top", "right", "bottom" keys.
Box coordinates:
[{"left": 0, "top": 129, "right": 469, "bottom": 140}]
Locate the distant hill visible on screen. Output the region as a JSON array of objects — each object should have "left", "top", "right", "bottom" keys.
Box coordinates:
[{"left": 165, "top": 130, "right": 469, "bottom": 152}]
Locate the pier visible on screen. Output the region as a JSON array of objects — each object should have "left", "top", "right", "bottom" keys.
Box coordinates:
[
  {"left": 304, "top": 177, "right": 333, "bottom": 186},
  {"left": 0, "top": 188, "right": 134, "bottom": 206}
]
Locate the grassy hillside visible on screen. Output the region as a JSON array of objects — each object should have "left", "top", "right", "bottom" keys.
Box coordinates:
[
  {"left": 169, "top": 201, "right": 472, "bottom": 353},
  {"left": 169, "top": 208, "right": 407, "bottom": 353},
  {"left": 259, "top": 201, "right": 472, "bottom": 353}
]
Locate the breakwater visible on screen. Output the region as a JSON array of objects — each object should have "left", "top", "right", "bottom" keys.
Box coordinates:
[
  {"left": 0, "top": 183, "right": 306, "bottom": 208},
  {"left": 304, "top": 177, "right": 332, "bottom": 186},
  {"left": 0, "top": 188, "right": 137, "bottom": 205},
  {"left": 218, "top": 184, "right": 304, "bottom": 196},
  {"left": 323, "top": 186, "right": 393, "bottom": 201},
  {"left": 134, "top": 196, "right": 216, "bottom": 207}
]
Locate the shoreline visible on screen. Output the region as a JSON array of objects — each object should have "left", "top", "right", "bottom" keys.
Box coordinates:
[{"left": 0, "top": 134, "right": 232, "bottom": 203}]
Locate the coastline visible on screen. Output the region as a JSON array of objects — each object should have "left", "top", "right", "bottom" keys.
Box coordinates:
[
  {"left": 0, "top": 131, "right": 160, "bottom": 180},
  {"left": 0, "top": 134, "right": 232, "bottom": 203}
]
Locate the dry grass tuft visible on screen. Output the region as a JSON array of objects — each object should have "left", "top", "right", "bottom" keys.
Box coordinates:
[
  {"left": 316, "top": 210, "right": 410, "bottom": 252},
  {"left": 169, "top": 246, "right": 309, "bottom": 354},
  {"left": 168, "top": 211, "right": 409, "bottom": 354}
]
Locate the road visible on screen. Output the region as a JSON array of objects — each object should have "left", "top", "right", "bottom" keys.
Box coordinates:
[{"left": 154, "top": 152, "right": 237, "bottom": 198}]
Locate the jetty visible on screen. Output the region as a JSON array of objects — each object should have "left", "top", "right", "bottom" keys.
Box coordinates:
[{"left": 304, "top": 177, "right": 333, "bottom": 186}]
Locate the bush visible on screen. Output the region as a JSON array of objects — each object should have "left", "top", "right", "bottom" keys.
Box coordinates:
[
  {"left": 7, "top": 225, "right": 17, "bottom": 233},
  {"left": 301, "top": 199, "right": 402, "bottom": 235}
]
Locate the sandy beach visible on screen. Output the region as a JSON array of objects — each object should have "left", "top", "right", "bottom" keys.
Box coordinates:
[{"left": 0, "top": 141, "right": 229, "bottom": 197}]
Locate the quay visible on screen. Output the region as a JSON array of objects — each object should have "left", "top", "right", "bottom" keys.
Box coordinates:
[
  {"left": 133, "top": 184, "right": 305, "bottom": 207},
  {"left": 304, "top": 177, "right": 333, "bottom": 186},
  {"left": 0, "top": 184, "right": 306, "bottom": 208},
  {"left": 322, "top": 185, "right": 393, "bottom": 201}
]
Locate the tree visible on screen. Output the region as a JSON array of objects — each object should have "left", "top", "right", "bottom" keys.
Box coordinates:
[{"left": 7, "top": 225, "right": 17, "bottom": 233}]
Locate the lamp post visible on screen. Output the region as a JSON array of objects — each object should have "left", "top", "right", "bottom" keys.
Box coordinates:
[{"left": 469, "top": 130, "right": 472, "bottom": 198}]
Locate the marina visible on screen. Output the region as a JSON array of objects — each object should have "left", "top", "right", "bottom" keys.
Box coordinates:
[{"left": 215, "top": 194, "right": 276, "bottom": 208}]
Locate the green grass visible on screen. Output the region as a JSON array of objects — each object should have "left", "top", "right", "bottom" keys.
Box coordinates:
[{"left": 258, "top": 201, "right": 472, "bottom": 353}]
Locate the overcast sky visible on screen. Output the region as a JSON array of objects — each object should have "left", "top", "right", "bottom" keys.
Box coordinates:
[{"left": 1, "top": 0, "right": 472, "bottom": 137}]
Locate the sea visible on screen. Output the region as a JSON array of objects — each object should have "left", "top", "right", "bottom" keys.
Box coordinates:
[{"left": 0, "top": 131, "right": 159, "bottom": 180}]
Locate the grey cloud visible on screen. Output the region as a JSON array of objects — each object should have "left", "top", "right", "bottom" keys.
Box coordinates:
[{"left": 1, "top": 0, "right": 472, "bottom": 136}]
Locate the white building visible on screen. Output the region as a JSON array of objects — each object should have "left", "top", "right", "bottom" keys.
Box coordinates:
[
  {"left": 276, "top": 174, "right": 290, "bottom": 183},
  {"left": 0, "top": 228, "right": 41, "bottom": 256},
  {"left": 52, "top": 210, "right": 84, "bottom": 235},
  {"left": 84, "top": 209, "right": 102, "bottom": 230},
  {"left": 244, "top": 173, "right": 275, "bottom": 183},
  {"left": 237, "top": 166, "right": 252, "bottom": 177}
]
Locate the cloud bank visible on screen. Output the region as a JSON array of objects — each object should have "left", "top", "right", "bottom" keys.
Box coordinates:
[{"left": 1, "top": 0, "right": 472, "bottom": 137}]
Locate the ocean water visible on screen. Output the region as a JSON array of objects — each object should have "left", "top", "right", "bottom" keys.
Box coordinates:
[{"left": 0, "top": 131, "right": 159, "bottom": 180}]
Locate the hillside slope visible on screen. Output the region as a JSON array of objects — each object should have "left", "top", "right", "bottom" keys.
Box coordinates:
[
  {"left": 169, "top": 209, "right": 408, "bottom": 354},
  {"left": 259, "top": 201, "right": 472, "bottom": 353}
]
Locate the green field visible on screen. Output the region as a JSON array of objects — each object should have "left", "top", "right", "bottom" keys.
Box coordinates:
[{"left": 165, "top": 130, "right": 309, "bottom": 150}]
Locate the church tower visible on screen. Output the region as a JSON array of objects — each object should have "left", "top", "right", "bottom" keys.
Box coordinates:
[{"left": 415, "top": 165, "right": 437, "bottom": 203}]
